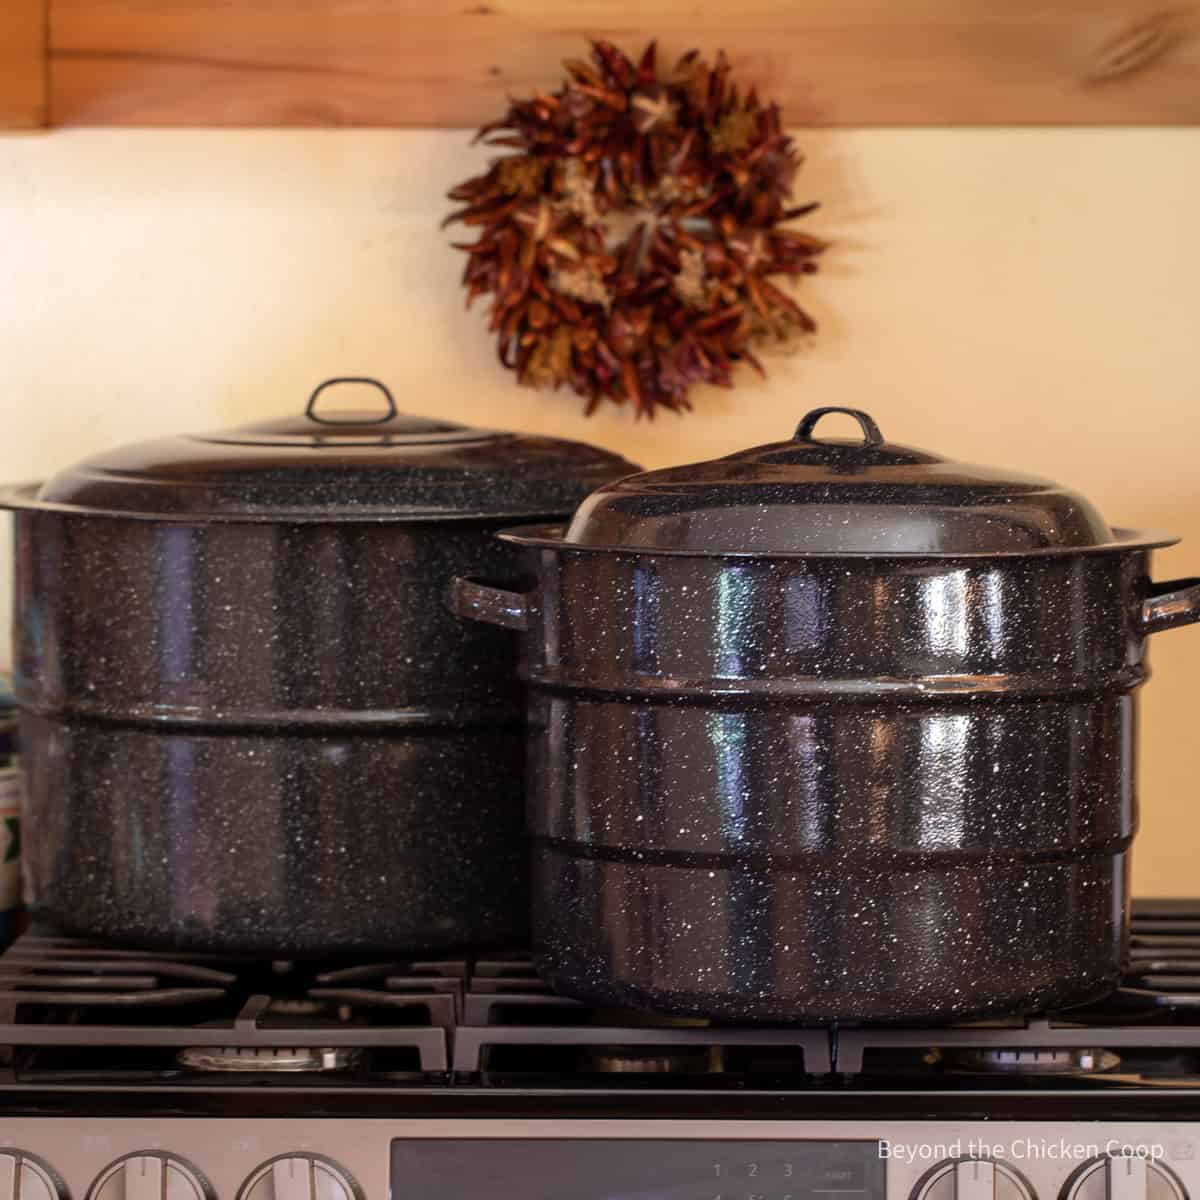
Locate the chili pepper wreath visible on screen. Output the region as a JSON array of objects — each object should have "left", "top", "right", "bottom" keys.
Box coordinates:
[{"left": 445, "top": 41, "right": 827, "bottom": 417}]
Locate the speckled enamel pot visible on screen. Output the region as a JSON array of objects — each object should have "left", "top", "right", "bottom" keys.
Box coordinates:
[
  {"left": 1, "top": 378, "right": 638, "bottom": 955},
  {"left": 451, "top": 408, "right": 1200, "bottom": 1022}
]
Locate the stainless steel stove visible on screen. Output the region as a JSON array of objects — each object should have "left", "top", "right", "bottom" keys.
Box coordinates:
[{"left": 3, "top": 901, "right": 1200, "bottom": 1200}]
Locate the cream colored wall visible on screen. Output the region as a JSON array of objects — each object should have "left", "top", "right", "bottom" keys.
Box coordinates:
[{"left": 0, "top": 128, "right": 1197, "bottom": 895}]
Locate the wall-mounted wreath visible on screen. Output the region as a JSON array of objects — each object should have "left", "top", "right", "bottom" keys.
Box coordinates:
[{"left": 445, "top": 41, "right": 826, "bottom": 417}]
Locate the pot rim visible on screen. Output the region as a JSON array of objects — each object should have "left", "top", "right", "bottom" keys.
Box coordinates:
[
  {"left": 0, "top": 482, "right": 577, "bottom": 526},
  {"left": 497, "top": 522, "right": 1180, "bottom": 560}
]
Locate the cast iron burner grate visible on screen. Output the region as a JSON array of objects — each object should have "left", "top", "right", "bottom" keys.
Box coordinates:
[
  {"left": 831, "top": 899, "right": 1200, "bottom": 1082},
  {"left": 4, "top": 901, "right": 1200, "bottom": 1088},
  {"left": 0, "top": 935, "right": 458, "bottom": 1075}
]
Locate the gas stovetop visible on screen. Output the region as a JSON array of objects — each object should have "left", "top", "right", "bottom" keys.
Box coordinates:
[
  {"left": 4, "top": 902, "right": 1200, "bottom": 1200},
  {"left": 1, "top": 900, "right": 1200, "bottom": 1095}
]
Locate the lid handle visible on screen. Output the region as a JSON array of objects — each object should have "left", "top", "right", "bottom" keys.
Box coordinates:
[
  {"left": 305, "top": 377, "right": 398, "bottom": 425},
  {"left": 794, "top": 407, "right": 884, "bottom": 447}
]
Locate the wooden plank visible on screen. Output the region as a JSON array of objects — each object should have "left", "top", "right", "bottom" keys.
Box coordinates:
[
  {"left": 0, "top": 0, "right": 46, "bottom": 128},
  {"left": 49, "top": 0, "right": 1200, "bottom": 127}
]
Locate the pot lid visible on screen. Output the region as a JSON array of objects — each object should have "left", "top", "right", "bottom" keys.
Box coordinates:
[
  {"left": 561, "top": 406, "right": 1119, "bottom": 555},
  {"left": 16, "top": 378, "right": 639, "bottom": 523}
]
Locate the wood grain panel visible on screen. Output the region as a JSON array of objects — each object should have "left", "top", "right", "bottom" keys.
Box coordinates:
[
  {"left": 49, "top": 1, "right": 1200, "bottom": 127},
  {"left": 1, "top": 0, "right": 46, "bottom": 128}
]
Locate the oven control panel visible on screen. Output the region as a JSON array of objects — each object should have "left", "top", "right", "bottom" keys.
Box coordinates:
[{"left": 0, "top": 1121, "right": 1194, "bottom": 1200}]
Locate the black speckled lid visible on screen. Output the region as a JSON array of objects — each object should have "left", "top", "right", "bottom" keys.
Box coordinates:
[
  {"left": 9, "top": 378, "right": 640, "bottom": 524},
  {"left": 560, "top": 406, "right": 1119, "bottom": 555}
]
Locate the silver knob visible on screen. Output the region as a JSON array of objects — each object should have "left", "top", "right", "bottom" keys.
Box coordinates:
[
  {"left": 238, "top": 1155, "right": 360, "bottom": 1200},
  {"left": 0, "top": 1152, "right": 64, "bottom": 1200},
  {"left": 913, "top": 1159, "right": 1036, "bottom": 1200},
  {"left": 89, "top": 1153, "right": 213, "bottom": 1200},
  {"left": 1062, "top": 1156, "right": 1187, "bottom": 1200}
]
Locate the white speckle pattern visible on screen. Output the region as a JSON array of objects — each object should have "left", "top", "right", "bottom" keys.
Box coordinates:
[{"left": 513, "top": 539, "right": 1150, "bottom": 1022}]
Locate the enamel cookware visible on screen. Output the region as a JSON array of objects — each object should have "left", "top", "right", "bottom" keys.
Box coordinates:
[
  {"left": 452, "top": 407, "right": 1200, "bottom": 1021},
  {"left": 2, "top": 378, "right": 638, "bottom": 955}
]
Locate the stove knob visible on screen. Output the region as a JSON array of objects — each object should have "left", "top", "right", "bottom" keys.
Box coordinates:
[
  {"left": 89, "top": 1153, "right": 214, "bottom": 1200},
  {"left": 912, "top": 1159, "right": 1036, "bottom": 1200},
  {"left": 0, "top": 1152, "right": 63, "bottom": 1200},
  {"left": 1062, "top": 1156, "right": 1187, "bottom": 1200},
  {"left": 238, "top": 1155, "right": 362, "bottom": 1200}
]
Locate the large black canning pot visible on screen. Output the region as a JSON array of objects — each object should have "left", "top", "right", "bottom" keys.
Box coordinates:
[
  {"left": 451, "top": 407, "right": 1200, "bottom": 1022},
  {"left": 1, "top": 378, "right": 638, "bottom": 955}
]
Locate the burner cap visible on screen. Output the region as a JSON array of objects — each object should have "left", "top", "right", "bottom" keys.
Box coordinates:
[
  {"left": 954, "top": 1047, "right": 1120, "bottom": 1075},
  {"left": 177, "top": 1046, "right": 360, "bottom": 1073}
]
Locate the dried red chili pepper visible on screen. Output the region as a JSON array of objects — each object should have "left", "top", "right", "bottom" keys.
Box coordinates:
[{"left": 445, "top": 40, "right": 826, "bottom": 417}]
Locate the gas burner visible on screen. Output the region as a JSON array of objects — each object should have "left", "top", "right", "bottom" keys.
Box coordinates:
[
  {"left": 177, "top": 1044, "right": 362, "bottom": 1073},
  {"left": 267, "top": 996, "right": 330, "bottom": 1017},
  {"left": 952, "top": 1047, "right": 1121, "bottom": 1075},
  {"left": 581, "top": 1009, "right": 722, "bottom": 1074},
  {"left": 587, "top": 1046, "right": 720, "bottom": 1074}
]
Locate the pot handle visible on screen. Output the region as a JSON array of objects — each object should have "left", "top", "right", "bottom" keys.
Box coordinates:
[
  {"left": 795, "top": 407, "right": 884, "bottom": 447},
  {"left": 447, "top": 577, "right": 529, "bottom": 631},
  {"left": 306, "top": 376, "right": 398, "bottom": 424},
  {"left": 1143, "top": 577, "right": 1200, "bottom": 635}
]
